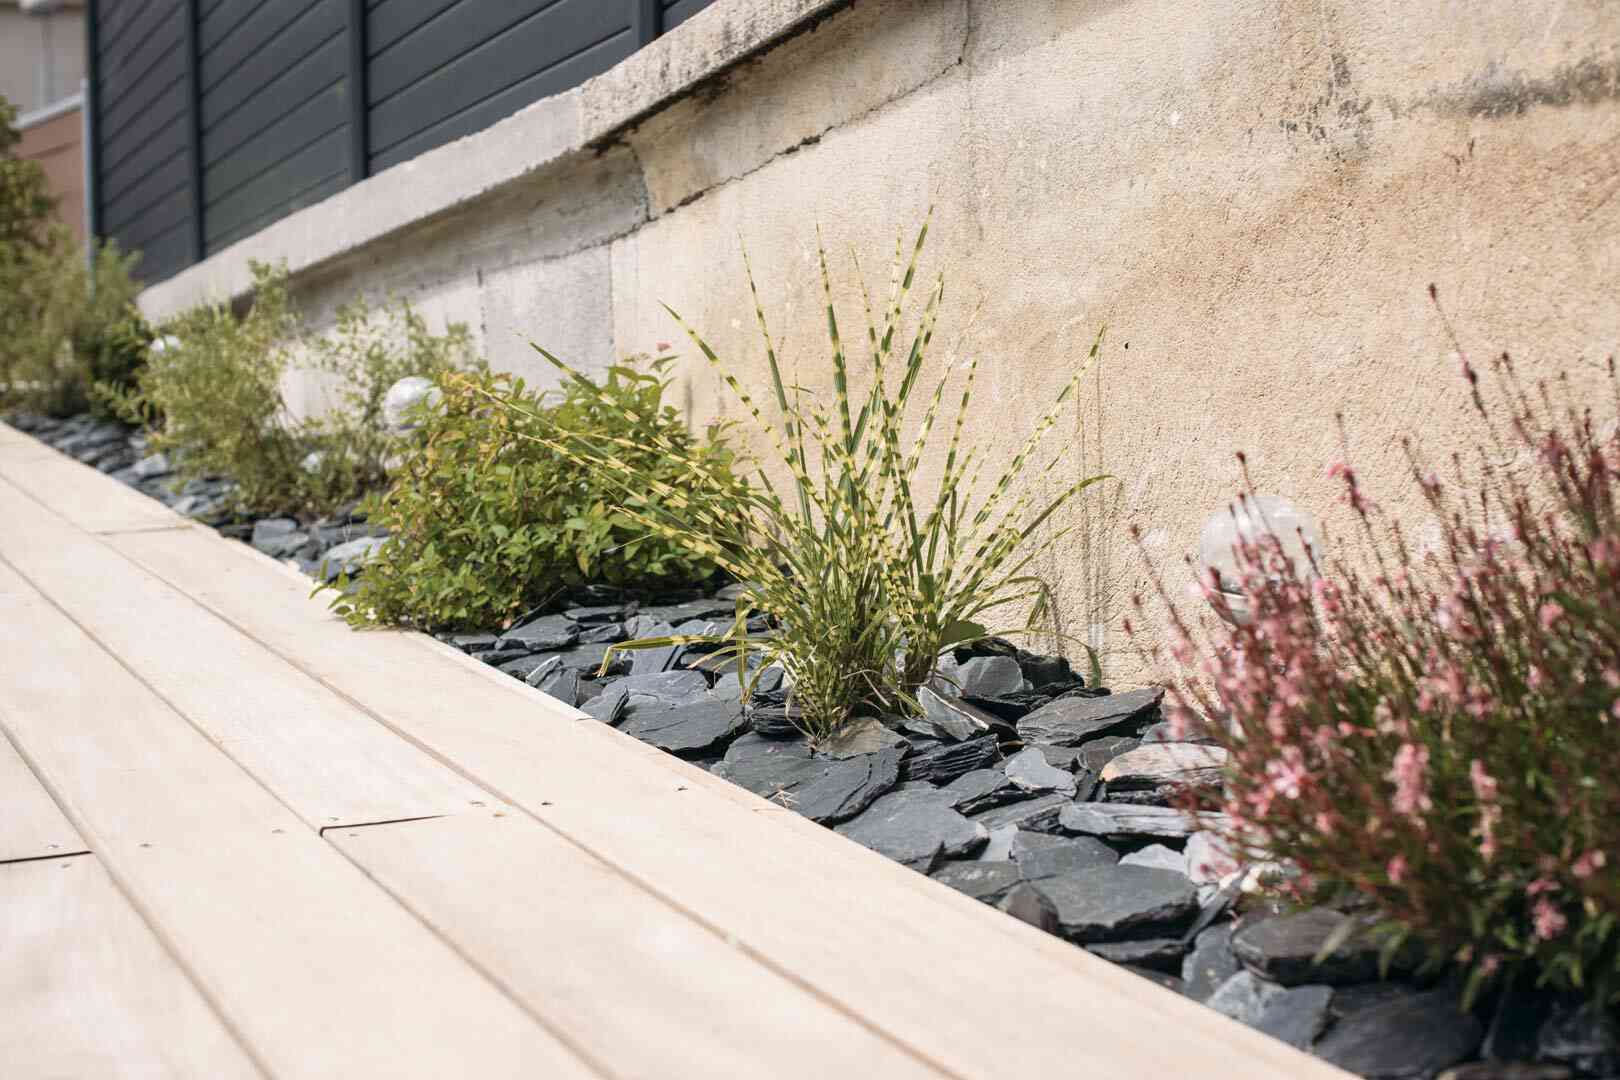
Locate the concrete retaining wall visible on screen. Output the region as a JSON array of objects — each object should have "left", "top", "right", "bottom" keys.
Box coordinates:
[{"left": 139, "top": 0, "right": 1620, "bottom": 678}]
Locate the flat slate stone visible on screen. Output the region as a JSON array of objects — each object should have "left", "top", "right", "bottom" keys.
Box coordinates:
[
  {"left": 1253, "top": 984, "right": 1333, "bottom": 1049},
  {"left": 615, "top": 670, "right": 713, "bottom": 715},
  {"left": 581, "top": 685, "right": 629, "bottom": 725},
  {"left": 250, "top": 518, "right": 308, "bottom": 559},
  {"left": 1185, "top": 830, "right": 1241, "bottom": 885},
  {"left": 918, "top": 686, "right": 999, "bottom": 742},
  {"left": 1231, "top": 908, "right": 1395, "bottom": 986},
  {"left": 1315, "top": 989, "right": 1482, "bottom": 1079},
  {"left": 1002, "top": 746, "right": 1078, "bottom": 796},
  {"left": 969, "top": 793, "right": 1072, "bottom": 834},
  {"left": 1017, "top": 688, "right": 1164, "bottom": 746},
  {"left": 1086, "top": 937, "right": 1186, "bottom": 972},
  {"left": 1206, "top": 970, "right": 1284, "bottom": 1026},
  {"left": 942, "top": 768, "right": 1021, "bottom": 814},
  {"left": 820, "top": 718, "right": 909, "bottom": 759},
  {"left": 1119, "top": 843, "right": 1187, "bottom": 875},
  {"left": 976, "top": 823, "right": 1017, "bottom": 861},
  {"left": 1031, "top": 864, "right": 1199, "bottom": 943},
  {"left": 1076, "top": 735, "right": 1141, "bottom": 773},
  {"left": 712, "top": 735, "right": 902, "bottom": 824},
  {"left": 563, "top": 603, "right": 629, "bottom": 624},
  {"left": 546, "top": 642, "right": 624, "bottom": 674},
  {"left": 1058, "top": 803, "right": 1227, "bottom": 841},
  {"left": 1182, "top": 922, "right": 1242, "bottom": 1002},
  {"left": 953, "top": 655, "right": 1025, "bottom": 699},
  {"left": 319, "top": 535, "right": 389, "bottom": 581},
  {"left": 495, "top": 614, "right": 580, "bottom": 653},
  {"left": 834, "top": 788, "right": 989, "bottom": 872},
  {"left": 446, "top": 631, "right": 500, "bottom": 653},
  {"left": 906, "top": 734, "right": 998, "bottom": 784},
  {"left": 1010, "top": 832, "right": 1118, "bottom": 880},
  {"left": 930, "top": 860, "right": 1021, "bottom": 903},
  {"left": 636, "top": 598, "right": 735, "bottom": 624},
  {"left": 619, "top": 700, "right": 746, "bottom": 758},
  {"left": 997, "top": 882, "right": 1061, "bottom": 934},
  {"left": 1100, "top": 743, "right": 1229, "bottom": 787},
  {"left": 478, "top": 648, "right": 534, "bottom": 667},
  {"left": 533, "top": 667, "right": 580, "bottom": 707}
]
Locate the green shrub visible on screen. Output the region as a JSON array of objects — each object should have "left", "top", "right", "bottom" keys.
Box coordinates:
[
  {"left": 1139, "top": 297, "right": 1620, "bottom": 1008},
  {"left": 329, "top": 363, "right": 736, "bottom": 631},
  {"left": 105, "top": 263, "right": 473, "bottom": 516},
  {"left": 522, "top": 222, "right": 1107, "bottom": 740},
  {"left": 0, "top": 94, "right": 53, "bottom": 252}
]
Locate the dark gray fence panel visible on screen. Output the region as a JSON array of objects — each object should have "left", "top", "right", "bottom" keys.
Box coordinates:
[{"left": 91, "top": 0, "right": 721, "bottom": 284}]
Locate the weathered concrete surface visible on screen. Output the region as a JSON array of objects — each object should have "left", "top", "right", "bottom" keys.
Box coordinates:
[{"left": 138, "top": 0, "right": 1620, "bottom": 679}]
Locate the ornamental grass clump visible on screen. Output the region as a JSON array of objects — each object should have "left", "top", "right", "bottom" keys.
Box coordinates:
[
  {"left": 1135, "top": 294, "right": 1620, "bottom": 1008},
  {"left": 516, "top": 222, "right": 1106, "bottom": 741}
]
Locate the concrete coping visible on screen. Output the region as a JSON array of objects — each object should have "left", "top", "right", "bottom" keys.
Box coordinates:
[{"left": 138, "top": 0, "right": 851, "bottom": 322}]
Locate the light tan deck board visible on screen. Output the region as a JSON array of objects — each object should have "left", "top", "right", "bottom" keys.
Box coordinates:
[
  {"left": 0, "top": 855, "right": 261, "bottom": 1078},
  {"left": 0, "top": 730, "right": 88, "bottom": 863},
  {"left": 0, "top": 558, "right": 596, "bottom": 1080},
  {"left": 0, "top": 450, "right": 187, "bottom": 533},
  {"left": 331, "top": 812, "right": 944, "bottom": 1080},
  {"left": 111, "top": 514, "right": 1351, "bottom": 1079},
  {"left": 0, "top": 478, "right": 493, "bottom": 831}
]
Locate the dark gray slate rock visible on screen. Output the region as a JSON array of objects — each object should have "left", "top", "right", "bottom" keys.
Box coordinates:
[
  {"left": 834, "top": 787, "right": 989, "bottom": 871},
  {"left": 1315, "top": 989, "right": 1482, "bottom": 1079},
  {"left": 1087, "top": 937, "right": 1186, "bottom": 973},
  {"left": 906, "top": 734, "right": 998, "bottom": 784},
  {"left": 969, "top": 793, "right": 1072, "bottom": 834},
  {"left": 953, "top": 655, "right": 1024, "bottom": 699},
  {"left": 1002, "top": 746, "right": 1078, "bottom": 796},
  {"left": 615, "top": 670, "right": 712, "bottom": 713},
  {"left": 1017, "top": 688, "right": 1164, "bottom": 746},
  {"left": 1076, "top": 735, "right": 1141, "bottom": 773},
  {"left": 1101, "top": 743, "right": 1229, "bottom": 788},
  {"left": 1058, "top": 803, "right": 1225, "bottom": 842},
  {"left": 1100, "top": 784, "right": 1184, "bottom": 806},
  {"left": 620, "top": 700, "right": 746, "bottom": 758},
  {"left": 479, "top": 648, "right": 534, "bottom": 667},
  {"left": 547, "top": 642, "right": 626, "bottom": 675},
  {"left": 446, "top": 632, "right": 500, "bottom": 653},
  {"left": 564, "top": 603, "right": 630, "bottom": 624},
  {"left": 520, "top": 655, "right": 563, "bottom": 687},
  {"left": 930, "top": 860, "right": 1021, "bottom": 903},
  {"left": 250, "top": 518, "right": 308, "bottom": 559},
  {"left": 1034, "top": 745, "right": 1084, "bottom": 770},
  {"left": 495, "top": 614, "right": 579, "bottom": 653},
  {"left": 581, "top": 685, "right": 629, "bottom": 725},
  {"left": 533, "top": 667, "right": 580, "bottom": 707},
  {"left": 1182, "top": 922, "right": 1243, "bottom": 1002},
  {"left": 1538, "top": 1001, "right": 1620, "bottom": 1076},
  {"left": 630, "top": 641, "right": 683, "bottom": 676},
  {"left": 318, "top": 535, "right": 388, "bottom": 581},
  {"left": 976, "top": 823, "right": 1017, "bottom": 861},
  {"left": 637, "top": 598, "right": 735, "bottom": 624},
  {"left": 1119, "top": 843, "right": 1187, "bottom": 875},
  {"left": 1010, "top": 832, "right": 1118, "bottom": 880},
  {"left": 130, "top": 451, "right": 172, "bottom": 479},
  {"left": 1231, "top": 908, "right": 1401, "bottom": 986},
  {"left": 747, "top": 703, "right": 803, "bottom": 739},
  {"left": 712, "top": 735, "right": 902, "bottom": 824},
  {"left": 820, "top": 718, "right": 909, "bottom": 758},
  {"left": 1031, "top": 865, "right": 1199, "bottom": 943},
  {"left": 1206, "top": 970, "right": 1284, "bottom": 1026},
  {"left": 575, "top": 622, "right": 628, "bottom": 645},
  {"left": 1253, "top": 984, "right": 1333, "bottom": 1049},
  {"left": 942, "top": 768, "right": 1021, "bottom": 814},
  {"left": 998, "top": 882, "right": 1061, "bottom": 934},
  {"left": 918, "top": 686, "right": 999, "bottom": 742}
]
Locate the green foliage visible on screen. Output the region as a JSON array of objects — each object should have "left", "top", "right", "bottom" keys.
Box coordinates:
[
  {"left": 329, "top": 364, "right": 735, "bottom": 631},
  {"left": 0, "top": 94, "right": 144, "bottom": 418},
  {"left": 522, "top": 220, "right": 1107, "bottom": 741},
  {"left": 0, "top": 94, "right": 54, "bottom": 253},
  {"left": 0, "top": 226, "right": 143, "bottom": 417},
  {"left": 103, "top": 262, "right": 473, "bottom": 516}
]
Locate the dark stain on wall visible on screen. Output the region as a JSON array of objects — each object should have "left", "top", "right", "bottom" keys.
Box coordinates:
[{"left": 1423, "top": 53, "right": 1620, "bottom": 119}]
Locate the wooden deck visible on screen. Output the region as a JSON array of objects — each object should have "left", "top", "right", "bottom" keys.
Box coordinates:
[{"left": 0, "top": 420, "right": 1349, "bottom": 1079}]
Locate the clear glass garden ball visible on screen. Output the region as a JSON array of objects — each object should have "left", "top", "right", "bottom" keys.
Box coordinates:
[{"left": 1198, "top": 496, "right": 1322, "bottom": 625}]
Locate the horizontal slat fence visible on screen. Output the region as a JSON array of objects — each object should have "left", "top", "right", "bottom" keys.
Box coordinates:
[{"left": 88, "top": 0, "right": 717, "bottom": 285}]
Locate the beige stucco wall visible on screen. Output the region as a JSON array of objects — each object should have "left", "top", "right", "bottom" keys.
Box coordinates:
[{"left": 143, "top": 0, "right": 1620, "bottom": 680}]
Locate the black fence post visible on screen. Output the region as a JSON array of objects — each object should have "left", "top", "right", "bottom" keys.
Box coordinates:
[
  {"left": 84, "top": 0, "right": 100, "bottom": 244},
  {"left": 633, "top": 0, "right": 661, "bottom": 47},
  {"left": 347, "top": 0, "right": 368, "bottom": 185}
]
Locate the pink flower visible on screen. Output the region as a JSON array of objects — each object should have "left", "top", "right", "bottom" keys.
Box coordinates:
[
  {"left": 1387, "top": 742, "right": 1432, "bottom": 820},
  {"left": 1527, "top": 665, "right": 1546, "bottom": 691},
  {"left": 1469, "top": 759, "right": 1499, "bottom": 803},
  {"left": 1479, "top": 954, "right": 1502, "bottom": 978},
  {"left": 1573, "top": 850, "right": 1607, "bottom": 880},
  {"left": 1266, "top": 748, "right": 1309, "bottom": 800},
  {"left": 1532, "top": 898, "right": 1568, "bottom": 941},
  {"left": 1387, "top": 854, "right": 1409, "bottom": 885},
  {"left": 1538, "top": 601, "right": 1565, "bottom": 629},
  {"left": 655, "top": 341, "right": 673, "bottom": 351},
  {"left": 1526, "top": 877, "right": 1558, "bottom": 898}
]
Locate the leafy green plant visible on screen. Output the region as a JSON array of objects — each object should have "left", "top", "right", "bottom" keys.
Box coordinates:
[
  {"left": 0, "top": 94, "right": 52, "bottom": 252},
  {"left": 518, "top": 221, "right": 1107, "bottom": 741},
  {"left": 104, "top": 263, "right": 473, "bottom": 516},
  {"left": 1136, "top": 295, "right": 1620, "bottom": 1008},
  {"left": 328, "top": 362, "right": 736, "bottom": 631}
]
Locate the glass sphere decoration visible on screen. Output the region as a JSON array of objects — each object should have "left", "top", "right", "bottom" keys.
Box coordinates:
[{"left": 1198, "top": 495, "right": 1322, "bottom": 624}]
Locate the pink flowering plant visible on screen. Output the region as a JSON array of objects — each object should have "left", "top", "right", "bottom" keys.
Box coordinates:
[{"left": 1134, "top": 297, "right": 1620, "bottom": 1007}]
